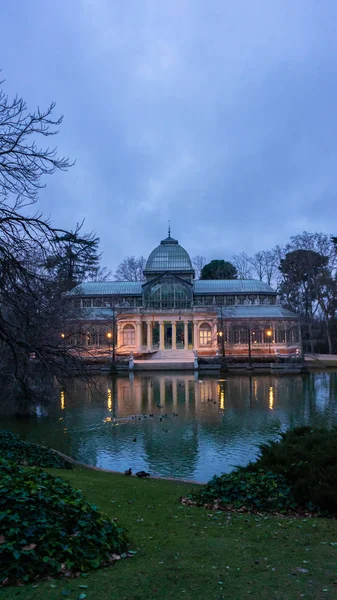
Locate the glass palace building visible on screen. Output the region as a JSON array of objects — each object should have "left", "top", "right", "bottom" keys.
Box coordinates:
[{"left": 68, "top": 233, "right": 300, "bottom": 358}]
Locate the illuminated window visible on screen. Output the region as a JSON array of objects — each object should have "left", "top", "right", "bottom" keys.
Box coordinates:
[
  {"left": 199, "top": 323, "right": 212, "bottom": 346},
  {"left": 123, "top": 324, "right": 135, "bottom": 346}
]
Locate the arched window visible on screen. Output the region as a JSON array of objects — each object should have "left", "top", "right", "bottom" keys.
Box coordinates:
[
  {"left": 123, "top": 324, "right": 135, "bottom": 346},
  {"left": 199, "top": 322, "right": 212, "bottom": 346}
]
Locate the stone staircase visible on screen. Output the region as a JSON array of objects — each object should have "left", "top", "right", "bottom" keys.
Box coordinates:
[
  {"left": 134, "top": 348, "right": 195, "bottom": 370},
  {"left": 148, "top": 349, "right": 195, "bottom": 360}
]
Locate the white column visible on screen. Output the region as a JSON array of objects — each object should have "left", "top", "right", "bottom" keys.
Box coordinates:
[
  {"left": 135, "top": 321, "right": 142, "bottom": 349},
  {"left": 159, "top": 322, "right": 165, "bottom": 350},
  {"left": 172, "top": 321, "right": 177, "bottom": 350},
  {"left": 147, "top": 321, "right": 152, "bottom": 350},
  {"left": 193, "top": 322, "right": 198, "bottom": 350},
  {"left": 184, "top": 321, "right": 189, "bottom": 349}
]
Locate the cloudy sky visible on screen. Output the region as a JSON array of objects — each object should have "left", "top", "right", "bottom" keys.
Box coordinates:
[{"left": 1, "top": 0, "right": 337, "bottom": 271}]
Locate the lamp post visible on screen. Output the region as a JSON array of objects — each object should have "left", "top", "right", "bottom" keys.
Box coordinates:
[
  {"left": 219, "top": 331, "right": 225, "bottom": 358},
  {"left": 106, "top": 332, "right": 112, "bottom": 361},
  {"left": 266, "top": 329, "right": 272, "bottom": 355}
]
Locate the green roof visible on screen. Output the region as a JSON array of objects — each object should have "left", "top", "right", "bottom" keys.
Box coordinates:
[
  {"left": 219, "top": 305, "right": 296, "bottom": 319},
  {"left": 68, "top": 282, "right": 142, "bottom": 296},
  {"left": 69, "top": 279, "right": 276, "bottom": 297},
  {"left": 194, "top": 279, "right": 275, "bottom": 294}
]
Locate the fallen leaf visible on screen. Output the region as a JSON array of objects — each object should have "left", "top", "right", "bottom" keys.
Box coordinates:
[
  {"left": 23, "top": 543, "right": 37, "bottom": 551},
  {"left": 78, "top": 594, "right": 87, "bottom": 599}
]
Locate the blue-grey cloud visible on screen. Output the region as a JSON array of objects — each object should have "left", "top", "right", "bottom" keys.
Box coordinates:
[{"left": 1, "top": 0, "right": 337, "bottom": 269}]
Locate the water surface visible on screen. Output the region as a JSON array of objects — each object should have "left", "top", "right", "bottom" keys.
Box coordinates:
[{"left": 1, "top": 371, "right": 337, "bottom": 482}]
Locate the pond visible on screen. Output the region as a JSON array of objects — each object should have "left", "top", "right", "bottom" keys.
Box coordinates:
[{"left": 1, "top": 371, "right": 337, "bottom": 482}]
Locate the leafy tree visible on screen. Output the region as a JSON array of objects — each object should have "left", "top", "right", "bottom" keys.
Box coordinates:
[
  {"left": 114, "top": 255, "right": 146, "bottom": 281},
  {"left": 200, "top": 260, "right": 237, "bottom": 280},
  {"left": 279, "top": 249, "right": 329, "bottom": 352},
  {"left": 46, "top": 227, "right": 102, "bottom": 291},
  {"left": 278, "top": 233, "right": 337, "bottom": 353}
]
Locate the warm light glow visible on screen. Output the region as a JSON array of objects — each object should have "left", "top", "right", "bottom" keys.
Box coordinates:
[
  {"left": 266, "top": 330, "right": 272, "bottom": 337},
  {"left": 107, "top": 387, "right": 112, "bottom": 411},
  {"left": 269, "top": 385, "right": 274, "bottom": 410},
  {"left": 61, "top": 333, "right": 65, "bottom": 339},
  {"left": 60, "top": 390, "right": 65, "bottom": 410},
  {"left": 106, "top": 332, "right": 112, "bottom": 339},
  {"left": 219, "top": 331, "right": 223, "bottom": 336},
  {"left": 253, "top": 378, "right": 258, "bottom": 400},
  {"left": 220, "top": 388, "right": 225, "bottom": 410},
  {"left": 103, "top": 417, "right": 112, "bottom": 423}
]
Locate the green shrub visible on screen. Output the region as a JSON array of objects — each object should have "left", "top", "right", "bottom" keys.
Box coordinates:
[
  {"left": 0, "top": 429, "right": 72, "bottom": 469},
  {"left": 190, "top": 470, "right": 297, "bottom": 513},
  {"left": 0, "top": 458, "right": 128, "bottom": 585},
  {"left": 240, "top": 426, "right": 337, "bottom": 514}
]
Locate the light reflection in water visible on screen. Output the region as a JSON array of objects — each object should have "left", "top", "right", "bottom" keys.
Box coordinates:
[{"left": 2, "top": 372, "right": 337, "bottom": 482}]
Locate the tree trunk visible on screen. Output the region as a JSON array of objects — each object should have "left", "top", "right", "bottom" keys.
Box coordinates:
[{"left": 326, "top": 320, "right": 333, "bottom": 354}]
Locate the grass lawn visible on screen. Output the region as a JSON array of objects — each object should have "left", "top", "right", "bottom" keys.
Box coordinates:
[{"left": 4, "top": 467, "right": 337, "bottom": 600}]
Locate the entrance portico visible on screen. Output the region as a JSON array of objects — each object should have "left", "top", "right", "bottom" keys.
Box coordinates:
[{"left": 117, "top": 311, "right": 218, "bottom": 355}]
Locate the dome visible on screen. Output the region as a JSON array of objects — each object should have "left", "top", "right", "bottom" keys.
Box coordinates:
[{"left": 144, "top": 234, "right": 193, "bottom": 273}]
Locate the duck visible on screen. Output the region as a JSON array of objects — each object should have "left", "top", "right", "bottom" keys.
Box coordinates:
[
  {"left": 136, "top": 470, "right": 150, "bottom": 478},
  {"left": 133, "top": 437, "right": 137, "bottom": 442},
  {"left": 124, "top": 468, "right": 132, "bottom": 476}
]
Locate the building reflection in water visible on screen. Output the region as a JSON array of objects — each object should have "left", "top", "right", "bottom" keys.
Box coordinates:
[{"left": 14, "top": 371, "right": 337, "bottom": 481}]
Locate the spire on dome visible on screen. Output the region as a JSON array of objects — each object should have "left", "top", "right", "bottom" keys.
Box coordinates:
[{"left": 168, "top": 220, "right": 171, "bottom": 238}]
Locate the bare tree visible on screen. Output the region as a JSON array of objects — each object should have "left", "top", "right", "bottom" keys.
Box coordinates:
[
  {"left": 87, "top": 265, "right": 112, "bottom": 282},
  {"left": 232, "top": 252, "right": 252, "bottom": 279},
  {"left": 0, "top": 83, "right": 72, "bottom": 204},
  {"left": 192, "top": 255, "right": 206, "bottom": 279},
  {"left": 114, "top": 256, "right": 146, "bottom": 281},
  {"left": 0, "top": 79, "right": 99, "bottom": 411},
  {"left": 249, "top": 250, "right": 279, "bottom": 287}
]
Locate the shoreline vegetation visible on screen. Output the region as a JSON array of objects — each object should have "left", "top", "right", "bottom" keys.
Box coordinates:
[{"left": 2, "top": 427, "right": 337, "bottom": 598}]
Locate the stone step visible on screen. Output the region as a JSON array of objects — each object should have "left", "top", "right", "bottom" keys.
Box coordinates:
[{"left": 150, "top": 350, "right": 195, "bottom": 360}]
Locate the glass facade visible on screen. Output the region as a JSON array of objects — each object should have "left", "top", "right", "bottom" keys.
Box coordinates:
[{"left": 144, "top": 277, "right": 192, "bottom": 309}]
